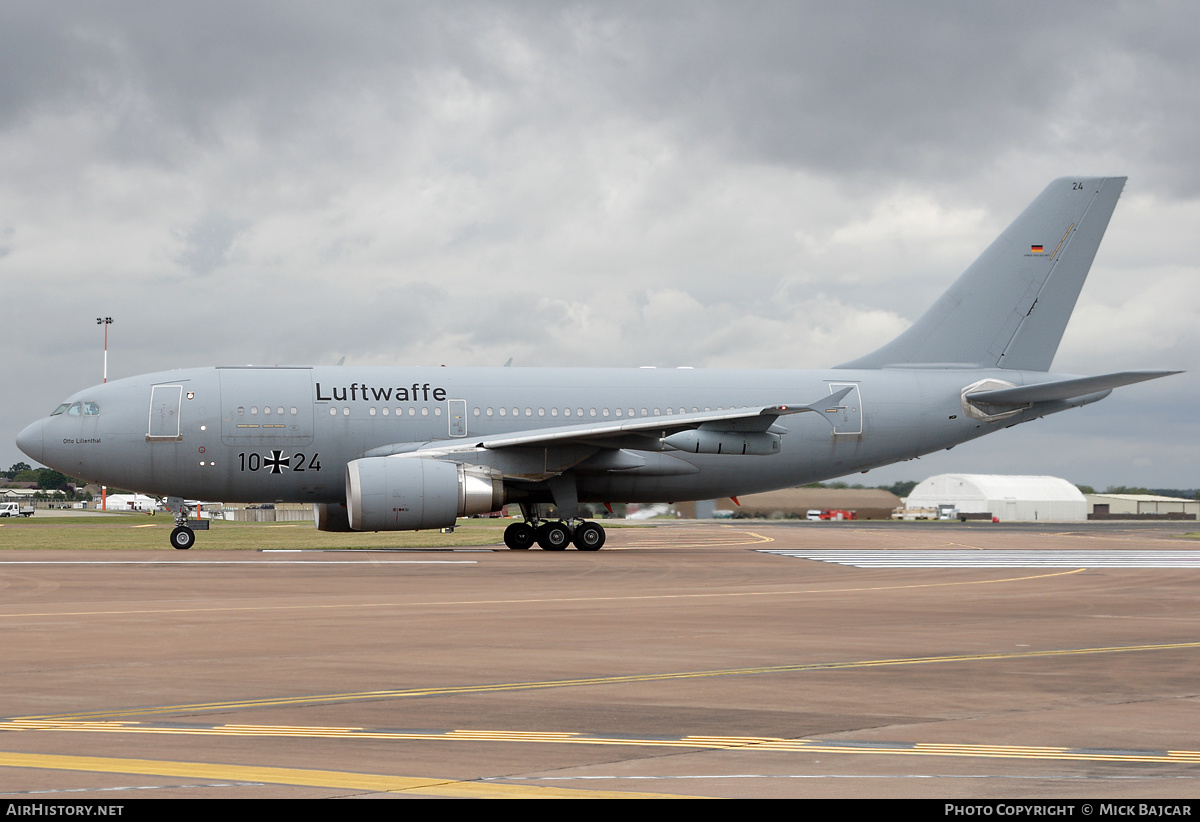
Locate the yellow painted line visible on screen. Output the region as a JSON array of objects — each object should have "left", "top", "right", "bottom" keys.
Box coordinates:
[
  {"left": 5, "top": 729, "right": 1199, "bottom": 770},
  {"left": 0, "top": 751, "right": 679, "bottom": 797},
  {"left": 0, "top": 567, "right": 1085, "bottom": 620},
  {"left": 13, "top": 639, "right": 1200, "bottom": 723}
]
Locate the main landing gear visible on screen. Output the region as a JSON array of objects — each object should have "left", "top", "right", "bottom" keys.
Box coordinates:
[{"left": 503, "top": 517, "right": 606, "bottom": 551}]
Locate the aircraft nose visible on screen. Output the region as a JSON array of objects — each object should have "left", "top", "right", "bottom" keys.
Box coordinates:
[{"left": 16, "top": 419, "right": 44, "bottom": 464}]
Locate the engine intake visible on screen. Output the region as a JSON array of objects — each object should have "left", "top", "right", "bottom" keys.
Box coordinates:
[{"left": 344, "top": 456, "right": 505, "bottom": 531}]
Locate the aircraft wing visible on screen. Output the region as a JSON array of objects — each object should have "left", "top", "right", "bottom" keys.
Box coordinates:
[
  {"left": 360, "top": 386, "right": 856, "bottom": 459},
  {"left": 477, "top": 386, "right": 854, "bottom": 450},
  {"left": 965, "top": 370, "right": 1181, "bottom": 406}
]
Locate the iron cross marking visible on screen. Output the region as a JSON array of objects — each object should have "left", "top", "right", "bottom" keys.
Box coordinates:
[{"left": 264, "top": 450, "right": 290, "bottom": 474}]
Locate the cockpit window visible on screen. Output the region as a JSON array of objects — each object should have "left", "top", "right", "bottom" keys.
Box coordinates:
[{"left": 51, "top": 401, "right": 100, "bottom": 417}]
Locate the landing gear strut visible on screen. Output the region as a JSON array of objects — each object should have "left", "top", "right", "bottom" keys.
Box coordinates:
[{"left": 503, "top": 505, "right": 606, "bottom": 551}]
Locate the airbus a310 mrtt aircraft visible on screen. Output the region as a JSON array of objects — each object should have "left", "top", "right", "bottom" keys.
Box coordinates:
[{"left": 17, "top": 177, "right": 1178, "bottom": 551}]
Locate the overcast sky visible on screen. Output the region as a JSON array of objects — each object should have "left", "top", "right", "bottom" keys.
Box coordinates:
[{"left": 2, "top": 1, "right": 1196, "bottom": 490}]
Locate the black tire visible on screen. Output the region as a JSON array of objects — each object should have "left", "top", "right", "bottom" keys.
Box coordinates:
[
  {"left": 170, "top": 526, "right": 195, "bottom": 550},
  {"left": 573, "top": 521, "right": 605, "bottom": 551},
  {"left": 504, "top": 522, "right": 535, "bottom": 550},
  {"left": 537, "top": 522, "right": 571, "bottom": 551}
]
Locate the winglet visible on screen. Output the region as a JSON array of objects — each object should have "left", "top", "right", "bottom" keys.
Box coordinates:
[{"left": 798, "top": 385, "right": 856, "bottom": 428}]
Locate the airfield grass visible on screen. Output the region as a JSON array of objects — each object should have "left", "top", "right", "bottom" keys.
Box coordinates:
[
  {"left": 0, "top": 513, "right": 516, "bottom": 551},
  {"left": 0, "top": 513, "right": 648, "bottom": 551}
]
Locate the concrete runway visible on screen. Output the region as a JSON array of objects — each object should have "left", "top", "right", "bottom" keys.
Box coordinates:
[{"left": 2, "top": 520, "right": 1199, "bottom": 799}]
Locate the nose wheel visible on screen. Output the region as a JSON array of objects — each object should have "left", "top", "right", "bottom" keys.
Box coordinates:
[{"left": 170, "top": 526, "right": 195, "bottom": 550}]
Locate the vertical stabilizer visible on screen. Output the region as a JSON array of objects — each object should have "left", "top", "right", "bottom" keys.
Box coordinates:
[{"left": 838, "top": 177, "right": 1126, "bottom": 371}]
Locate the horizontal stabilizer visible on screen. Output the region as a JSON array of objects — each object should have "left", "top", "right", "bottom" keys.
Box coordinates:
[{"left": 965, "top": 370, "right": 1181, "bottom": 406}]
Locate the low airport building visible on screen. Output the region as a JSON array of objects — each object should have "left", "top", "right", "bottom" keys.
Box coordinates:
[
  {"left": 1086, "top": 493, "right": 1198, "bottom": 520},
  {"left": 904, "top": 473, "right": 1087, "bottom": 522}
]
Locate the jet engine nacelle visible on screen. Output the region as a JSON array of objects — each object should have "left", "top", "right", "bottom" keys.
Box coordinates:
[
  {"left": 344, "top": 456, "right": 506, "bottom": 531},
  {"left": 313, "top": 502, "right": 353, "bottom": 532},
  {"left": 662, "top": 429, "right": 781, "bottom": 455}
]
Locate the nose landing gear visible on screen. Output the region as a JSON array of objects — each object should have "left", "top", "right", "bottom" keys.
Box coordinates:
[{"left": 163, "top": 496, "right": 208, "bottom": 549}]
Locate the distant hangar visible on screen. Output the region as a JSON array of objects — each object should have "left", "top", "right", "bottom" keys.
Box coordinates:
[{"left": 904, "top": 474, "right": 1087, "bottom": 522}]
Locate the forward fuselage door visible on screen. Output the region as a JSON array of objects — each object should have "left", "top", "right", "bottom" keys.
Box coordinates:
[
  {"left": 147, "top": 384, "right": 183, "bottom": 441},
  {"left": 448, "top": 399, "right": 467, "bottom": 437},
  {"left": 826, "top": 382, "right": 863, "bottom": 435}
]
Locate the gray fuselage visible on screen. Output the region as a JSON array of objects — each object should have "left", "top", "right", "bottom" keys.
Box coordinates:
[{"left": 19, "top": 364, "right": 1083, "bottom": 505}]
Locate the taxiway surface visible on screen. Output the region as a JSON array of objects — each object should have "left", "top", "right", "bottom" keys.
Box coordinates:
[{"left": 2, "top": 520, "right": 1199, "bottom": 798}]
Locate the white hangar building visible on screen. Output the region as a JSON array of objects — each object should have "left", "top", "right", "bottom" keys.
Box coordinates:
[{"left": 905, "top": 474, "right": 1087, "bottom": 522}]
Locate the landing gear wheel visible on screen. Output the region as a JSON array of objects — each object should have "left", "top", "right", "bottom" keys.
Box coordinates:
[
  {"left": 537, "top": 522, "right": 571, "bottom": 551},
  {"left": 573, "top": 521, "right": 605, "bottom": 551},
  {"left": 504, "top": 522, "right": 535, "bottom": 550},
  {"left": 170, "top": 526, "right": 195, "bottom": 550}
]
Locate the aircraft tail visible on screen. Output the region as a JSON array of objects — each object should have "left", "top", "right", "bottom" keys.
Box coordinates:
[{"left": 837, "top": 177, "right": 1126, "bottom": 371}]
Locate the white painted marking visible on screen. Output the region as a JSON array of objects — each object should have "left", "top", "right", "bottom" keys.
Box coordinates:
[
  {"left": 759, "top": 549, "right": 1200, "bottom": 568},
  {"left": 0, "top": 560, "right": 477, "bottom": 565}
]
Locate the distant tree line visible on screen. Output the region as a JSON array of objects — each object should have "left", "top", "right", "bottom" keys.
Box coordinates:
[
  {"left": 2, "top": 462, "right": 92, "bottom": 500},
  {"left": 806, "top": 480, "right": 919, "bottom": 497},
  {"left": 1076, "top": 484, "right": 1200, "bottom": 500}
]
